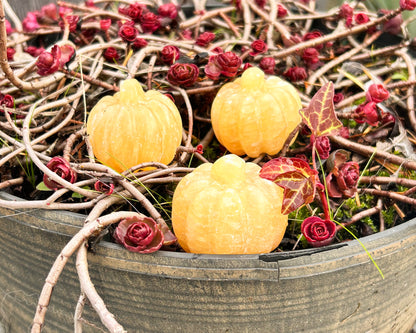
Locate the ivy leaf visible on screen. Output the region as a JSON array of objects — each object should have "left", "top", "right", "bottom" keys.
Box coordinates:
[
  {"left": 299, "top": 82, "right": 343, "bottom": 137},
  {"left": 260, "top": 157, "right": 318, "bottom": 215}
]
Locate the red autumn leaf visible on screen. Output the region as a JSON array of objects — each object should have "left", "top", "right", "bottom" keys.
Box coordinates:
[
  {"left": 299, "top": 82, "right": 343, "bottom": 137},
  {"left": 260, "top": 157, "right": 318, "bottom": 214}
]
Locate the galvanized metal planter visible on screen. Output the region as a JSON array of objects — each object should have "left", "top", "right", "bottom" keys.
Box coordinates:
[{"left": 0, "top": 192, "right": 416, "bottom": 332}]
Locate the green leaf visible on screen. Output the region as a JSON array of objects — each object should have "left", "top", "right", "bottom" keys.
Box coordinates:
[
  {"left": 299, "top": 82, "right": 343, "bottom": 137},
  {"left": 36, "top": 181, "right": 52, "bottom": 191}
]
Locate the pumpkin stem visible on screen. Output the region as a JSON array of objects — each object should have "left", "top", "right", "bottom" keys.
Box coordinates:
[
  {"left": 211, "top": 154, "right": 246, "bottom": 185},
  {"left": 241, "top": 67, "right": 265, "bottom": 90},
  {"left": 119, "top": 79, "right": 145, "bottom": 103}
]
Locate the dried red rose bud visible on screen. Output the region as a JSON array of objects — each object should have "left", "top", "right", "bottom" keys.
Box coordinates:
[
  {"left": 22, "top": 12, "right": 40, "bottom": 32},
  {"left": 118, "top": 21, "right": 138, "bottom": 42},
  {"left": 301, "top": 216, "right": 337, "bottom": 248},
  {"left": 43, "top": 156, "right": 77, "bottom": 190},
  {"left": 1, "top": 94, "right": 14, "bottom": 108},
  {"left": 25, "top": 46, "right": 45, "bottom": 57},
  {"left": 36, "top": 45, "right": 62, "bottom": 76},
  {"left": 196, "top": 32, "right": 216, "bottom": 47},
  {"left": 140, "top": 12, "right": 160, "bottom": 33},
  {"left": 333, "top": 92, "right": 344, "bottom": 104},
  {"left": 204, "top": 51, "right": 242, "bottom": 80},
  {"left": 249, "top": 39, "right": 268, "bottom": 56},
  {"left": 195, "top": 144, "right": 204, "bottom": 154},
  {"left": 400, "top": 0, "right": 416, "bottom": 10},
  {"left": 132, "top": 38, "right": 148, "bottom": 50},
  {"left": 41, "top": 3, "right": 58, "bottom": 21},
  {"left": 94, "top": 179, "right": 115, "bottom": 195},
  {"left": 160, "top": 45, "right": 180, "bottom": 65},
  {"left": 303, "top": 30, "right": 323, "bottom": 49},
  {"left": 366, "top": 83, "right": 389, "bottom": 103},
  {"left": 302, "top": 47, "right": 320, "bottom": 66},
  {"left": 167, "top": 63, "right": 199, "bottom": 87},
  {"left": 379, "top": 9, "right": 403, "bottom": 35},
  {"left": 345, "top": 16, "right": 353, "bottom": 28},
  {"left": 354, "top": 12, "right": 369, "bottom": 25},
  {"left": 126, "top": 3, "right": 147, "bottom": 22},
  {"left": 339, "top": 3, "right": 353, "bottom": 19},
  {"left": 277, "top": 4, "right": 287, "bottom": 18},
  {"left": 59, "top": 15, "right": 79, "bottom": 32},
  {"left": 355, "top": 102, "right": 379, "bottom": 126},
  {"left": 6, "top": 48, "right": 15, "bottom": 61},
  {"left": 104, "top": 47, "right": 120, "bottom": 62},
  {"left": 283, "top": 66, "right": 307, "bottom": 82},
  {"left": 314, "top": 135, "right": 331, "bottom": 160},
  {"left": 114, "top": 215, "right": 164, "bottom": 253},
  {"left": 158, "top": 3, "right": 178, "bottom": 19},
  {"left": 326, "top": 159, "right": 360, "bottom": 198},
  {"left": 259, "top": 57, "right": 275, "bottom": 74},
  {"left": 100, "top": 18, "right": 112, "bottom": 31}
]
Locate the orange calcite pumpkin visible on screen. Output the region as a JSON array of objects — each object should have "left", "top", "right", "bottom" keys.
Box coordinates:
[
  {"left": 86, "top": 79, "right": 182, "bottom": 172},
  {"left": 171, "top": 154, "right": 287, "bottom": 254},
  {"left": 211, "top": 67, "right": 302, "bottom": 158}
]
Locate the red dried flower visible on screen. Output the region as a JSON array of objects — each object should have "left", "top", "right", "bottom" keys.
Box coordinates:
[
  {"left": 160, "top": 45, "right": 180, "bottom": 65},
  {"left": 354, "top": 12, "right": 369, "bottom": 25},
  {"left": 114, "top": 215, "right": 164, "bottom": 253},
  {"left": 259, "top": 57, "right": 275, "bottom": 74},
  {"left": 303, "top": 30, "right": 323, "bottom": 49},
  {"left": 204, "top": 51, "right": 242, "bottom": 80},
  {"left": 158, "top": 3, "right": 178, "bottom": 19},
  {"left": 167, "top": 63, "right": 199, "bottom": 86},
  {"left": 314, "top": 135, "right": 331, "bottom": 160},
  {"left": 132, "top": 38, "right": 148, "bottom": 49},
  {"left": 380, "top": 10, "right": 403, "bottom": 35},
  {"left": 366, "top": 83, "right": 389, "bottom": 103},
  {"left": 181, "top": 29, "right": 193, "bottom": 40},
  {"left": 249, "top": 39, "right": 268, "bottom": 56},
  {"left": 59, "top": 15, "right": 79, "bottom": 32},
  {"left": 326, "top": 161, "right": 360, "bottom": 198},
  {"left": 43, "top": 156, "right": 77, "bottom": 190},
  {"left": 118, "top": 21, "right": 138, "bottom": 42},
  {"left": 0, "top": 94, "right": 14, "bottom": 108},
  {"left": 195, "top": 32, "right": 216, "bottom": 47},
  {"left": 333, "top": 92, "right": 344, "bottom": 104},
  {"left": 339, "top": 3, "right": 353, "bottom": 19},
  {"left": 104, "top": 47, "right": 120, "bottom": 62},
  {"left": 302, "top": 47, "right": 320, "bottom": 66},
  {"left": 41, "top": 3, "right": 58, "bottom": 21},
  {"left": 94, "top": 179, "right": 115, "bottom": 195},
  {"left": 36, "top": 45, "right": 62, "bottom": 76},
  {"left": 354, "top": 102, "right": 379, "bottom": 126},
  {"left": 400, "top": 0, "right": 416, "bottom": 10},
  {"left": 283, "top": 66, "right": 307, "bottom": 82},
  {"left": 126, "top": 3, "right": 147, "bottom": 22},
  {"left": 22, "top": 12, "right": 40, "bottom": 32},
  {"left": 140, "top": 12, "right": 160, "bottom": 33},
  {"left": 7, "top": 48, "right": 15, "bottom": 61},
  {"left": 277, "top": 4, "right": 288, "bottom": 18},
  {"left": 100, "top": 18, "right": 112, "bottom": 31},
  {"left": 301, "top": 216, "right": 337, "bottom": 247}
]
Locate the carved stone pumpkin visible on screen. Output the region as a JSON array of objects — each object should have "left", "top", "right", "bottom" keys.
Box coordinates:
[
  {"left": 211, "top": 67, "right": 302, "bottom": 157},
  {"left": 171, "top": 154, "right": 287, "bottom": 254},
  {"left": 86, "top": 79, "right": 182, "bottom": 172}
]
